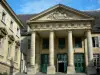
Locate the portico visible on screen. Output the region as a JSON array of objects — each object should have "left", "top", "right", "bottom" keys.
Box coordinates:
[
  {"left": 28, "top": 24, "right": 94, "bottom": 74},
  {"left": 26, "top": 4, "right": 96, "bottom": 75}
]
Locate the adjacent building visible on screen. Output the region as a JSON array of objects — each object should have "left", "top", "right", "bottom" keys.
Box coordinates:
[
  {"left": 0, "top": 0, "right": 23, "bottom": 75},
  {"left": 19, "top": 4, "right": 100, "bottom": 75}
]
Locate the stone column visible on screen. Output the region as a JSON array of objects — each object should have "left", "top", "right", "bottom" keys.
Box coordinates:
[
  {"left": 84, "top": 37, "right": 88, "bottom": 72},
  {"left": 27, "top": 31, "right": 36, "bottom": 75},
  {"left": 67, "top": 30, "right": 75, "bottom": 74},
  {"left": 86, "top": 30, "right": 96, "bottom": 74},
  {"left": 47, "top": 31, "right": 55, "bottom": 74}
]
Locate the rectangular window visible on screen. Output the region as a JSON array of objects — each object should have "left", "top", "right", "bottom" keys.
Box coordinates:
[
  {"left": 14, "top": 46, "right": 18, "bottom": 61},
  {"left": 0, "top": 38, "right": 2, "bottom": 48},
  {"left": 10, "top": 21, "right": 13, "bottom": 31},
  {"left": 0, "top": 38, "right": 4, "bottom": 48},
  {"left": 75, "top": 38, "right": 82, "bottom": 48},
  {"left": 7, "top": 42, "right": 12, "bottom": 57},
  {"left": 42, "top": 38, "right": 49, "bottom": 49},
  {"left": 28, "top": 39, "right": 31, "bottom": 49},
  {"left": 17, "top": 27, "right": 20, "bottom": 36},
  {"left": 93, "top": 54, "right": 100, "bottom": 72},
  {"left": 92, "top": 37, "right": 99, "bottom": 47},
  {"left": 2, "top": 12, "right": 6, "bottom": 23},
  {"left": 58, "top": 38, "right": 65, "bottom": 49}
]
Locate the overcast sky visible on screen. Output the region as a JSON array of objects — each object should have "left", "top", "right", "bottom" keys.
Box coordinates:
[{"left": 7, "top": 0, "right": 100, "bottom": 14}]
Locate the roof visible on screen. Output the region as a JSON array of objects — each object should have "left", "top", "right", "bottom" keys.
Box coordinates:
[
  {"left": 18, "top": 14, "right": 37, "bottom": 28},
  {"left": 0, "top": 0, "right": 23, "bottom": 28},
  {"left": 17, "top": 5, "right": 100, "bottom": 33}
]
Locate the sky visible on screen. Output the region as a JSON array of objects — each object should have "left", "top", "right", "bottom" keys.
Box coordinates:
[{"left": 7, "top": 0, "right": 100, "bottom": 14}]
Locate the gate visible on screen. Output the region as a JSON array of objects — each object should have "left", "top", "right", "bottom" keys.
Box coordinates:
[
  {"left": 74, "top": 53, "right": 85, "bottom": 73},
  {"left": 41, "top": 54, "right": 49, "bottom": 73}
]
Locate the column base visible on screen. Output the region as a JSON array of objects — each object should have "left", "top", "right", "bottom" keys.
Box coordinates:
[
  {"left": 47, "top": 66, "right": 55, "bottom": 74},
  {"left": 87, "top": 66, "right": 96, "bottom": 75},
  {"left": 27, "top": 65, "right": 36, "bottom": 75},
  {"left": 67, "top": 66, "right": 75, "bottom": 74}
]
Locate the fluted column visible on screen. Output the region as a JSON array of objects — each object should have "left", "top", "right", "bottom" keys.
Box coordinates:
[
  {"left": 47, "top": 31, "right": 55, "bottom": 74},
  {"left": 67, "top": 30, "right": 75, "bottom": 74},
  {"left": 86, "top": 30, "right": 96, "bottom": 74}
]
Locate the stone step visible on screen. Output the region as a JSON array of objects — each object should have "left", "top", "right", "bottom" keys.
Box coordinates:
[{"left": 16, "top": 72, "right": 87, "bottom": 75}]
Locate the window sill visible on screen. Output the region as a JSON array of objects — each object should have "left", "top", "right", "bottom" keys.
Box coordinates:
[
  {"left": 42, "top": 48, "right": 49, "bottom": 50},
  {"left": 9, "top": 28, "right": 14, "bottom": 33},
  {"left": 93, "top": 47, "right": 100, "bottom": 48},
  {"left": 74, "top": 47, "right": 82, "bottom": 49},
  {"left": 16, "top": 35, "right": 19, "bottom": 38},
  {"left": 1, "top": 20, "right": 6, "bottom": 26}
]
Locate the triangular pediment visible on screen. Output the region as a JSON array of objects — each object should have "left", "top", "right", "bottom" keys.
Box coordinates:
[{"left": 28, "top": 4, "right": 94, "bottom": 22}]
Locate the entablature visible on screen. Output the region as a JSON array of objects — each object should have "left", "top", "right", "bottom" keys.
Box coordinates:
[{"left": 30, "top": 22, "right": 92, "bottom": 31}]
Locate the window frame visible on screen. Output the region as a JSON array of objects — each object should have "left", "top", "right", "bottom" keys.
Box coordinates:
[
  {"left": 58, "top": 38, "right": 66, "bottom": 49},
  {"left": 14, "top": 46, "right": 18, "bottom": 61},
  {"left": 92, "top": 36, "right": 99, "bottom": 48},
  {"left": 74, "top": 37, "right": 82, "bottom": 48},
  {"left": 10, "top": 20, "right": 13, "bottom": 31},
  {"left": 28, "top": 39, "right": 31, "bottom": 49},
  {"left": 17, "top": 27, "right": 20, "bottom": 36},
  {"left": 7, "top": 42, "right": 12, "bottom": 58},
  {"left": 42, "top": 38, "right": 49, "bottom": 49},
  {"left": 1, "top": 11, "right": 6, "bottom": 23}
]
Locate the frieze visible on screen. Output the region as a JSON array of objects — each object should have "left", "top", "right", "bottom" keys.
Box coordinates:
[{"left": 32, "top": 23, "right": 91, "bottom": 31}]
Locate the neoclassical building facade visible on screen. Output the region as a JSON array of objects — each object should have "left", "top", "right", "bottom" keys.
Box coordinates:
[
  {"left": 19, "top": 4, "right": 100, "bottom": 75},
  {"left": 0, "top": 0, "right": 23, "bottom": 75}
]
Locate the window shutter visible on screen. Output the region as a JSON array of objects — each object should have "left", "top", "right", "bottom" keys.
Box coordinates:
[{"left": 98, "top": 36, "right": 100, "bottom": 47}]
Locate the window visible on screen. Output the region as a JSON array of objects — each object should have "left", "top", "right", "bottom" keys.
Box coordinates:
[
  {"left": 75, "top": 38, "right": 82, "bottom": 48},
  {"left": 42, "top": 38, "right": 49, "bottom": 49},
  {"left": 14, "top": 46, "right": 18, "bottom": 61},
  {"left": 93, "top": 54, "right": 100, "bottom": 73},
  {"left": 7, "top": 42, "right": 12, "bottom": 58},
  {"left": 0, "top": 38, "right": 4, "bottom": 48},
  {"left": 2, "top": 12, "right": 6, "bottom": 23},
  {"left": 10, "top": 21, "right": 13, "bottom": 31},
  {"left": 17, "top": 27, "right": 20, "bottom": 36},
  {"left": 92, "top": 37, "right": 99, "bottom": 47},
  {"left": 58, "top": 38, "right": 65, "bottom": 49},
  {"left": 28, "top": 39, "right": 31, "bottom": 49},
  {"left": 0, "top": 38, "right": 2, "bottom": 48}
]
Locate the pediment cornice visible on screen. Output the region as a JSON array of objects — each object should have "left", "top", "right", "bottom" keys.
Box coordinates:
[{"left": 28, "top": 4, "right": 94, "bottom": 23}]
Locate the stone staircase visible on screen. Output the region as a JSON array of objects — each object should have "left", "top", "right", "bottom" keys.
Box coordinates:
[{"left": 16, "top": 72, "right": 87, "bottom": 75}]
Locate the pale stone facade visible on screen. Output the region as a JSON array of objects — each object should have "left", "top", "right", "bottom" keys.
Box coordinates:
[
  {"left": 19, "top": 4, "right": 100, "bottom": 75},
  {"left": 0, "top": 0, "right": 23, "bottom": 75}
]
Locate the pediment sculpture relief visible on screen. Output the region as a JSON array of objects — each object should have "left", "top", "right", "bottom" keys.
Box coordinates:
[{"left": 47, "top": 9, "right": 78, "bottom": 20}]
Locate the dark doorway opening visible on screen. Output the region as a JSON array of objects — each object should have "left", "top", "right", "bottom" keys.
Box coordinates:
[{"left": 58, "top": 63, "right": 64, "bottom": 72}]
